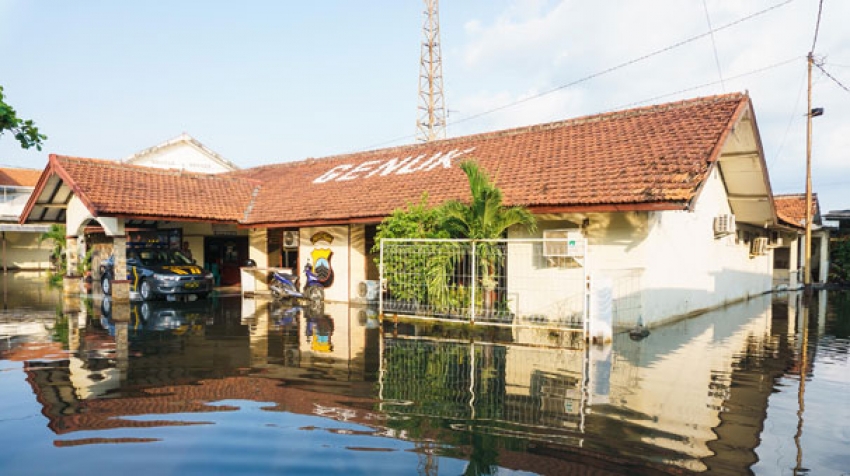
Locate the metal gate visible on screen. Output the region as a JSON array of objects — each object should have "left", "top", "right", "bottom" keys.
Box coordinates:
[{"left": 379, "top": 238, "right": 588, "bottom": 332}]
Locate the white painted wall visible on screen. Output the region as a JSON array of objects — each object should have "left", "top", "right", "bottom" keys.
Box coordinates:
[
  {"left": 347, "top": 225, "right": 368, "bottom": 301},
  {"left": 626, "top": 168, "right": 772, "bottom": 326},
  {"left": 507, "top": 220, "right": 586, "bottom": 321},
  {"left": 508, "top": 168, "right": 773, "bottom": 329},
  {"left": 0, "top": 186, "right": 34, "bottom": 221},
  {"left": 127, "top": 142, "right": 233, "bottom": 174}
]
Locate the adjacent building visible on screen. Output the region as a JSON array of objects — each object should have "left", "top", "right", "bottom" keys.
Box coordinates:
[{"left": 0, "top": 167, "right": 50, "bottom": 270}]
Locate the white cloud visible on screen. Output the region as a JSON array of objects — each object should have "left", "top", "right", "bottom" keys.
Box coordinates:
[{"left": 448, "top": 0, "right": 850, "bottom": 212}]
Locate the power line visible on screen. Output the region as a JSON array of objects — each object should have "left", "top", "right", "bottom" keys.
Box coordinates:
[
  {"left": 446, "top": 0, "right": 795, "bottom": 128},
  {"left": 768, "top": 59, "right": 808, "bottom": 169},
  {"left": 814, "top": 62, "right": 850, "bottom": 93},
  {"left": 352, "top": 0, "right": 796, "bottom": 153},
  {"left": 702, "top": 0, "right": 725, "bottom": 91},
  {"left": 810, "top": 0, "right": 824, "bottom": 53},
  {"left": 611, "top": 57, "right": 799, "bottom": 112}
]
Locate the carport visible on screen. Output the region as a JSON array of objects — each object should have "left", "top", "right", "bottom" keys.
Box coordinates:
[{"left": 18, "top": 154, "right": 259, "bottom": 302}]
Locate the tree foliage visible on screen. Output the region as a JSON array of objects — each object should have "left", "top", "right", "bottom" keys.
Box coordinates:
[
  {"left": 829, "top": 238, "right": 850, "bottom": 285},
  {"left": 0, "top": 85, "right": 47, "bottom": 150},
  {"left": 441, "top": 160, "right": 537, "bottom": 240},
  {"left": 39, "top": 224, "right": 66, "bottom": 273},
  {"left": 373, "top": 160, "right": 537, "bottom": 314}
]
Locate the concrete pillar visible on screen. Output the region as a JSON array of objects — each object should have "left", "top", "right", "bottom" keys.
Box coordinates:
[
  {"left": 111, "top": 235, "right": 131, "bottom": 302},
  {"left": 789, "top": 236, "right": 800, "bottom": 290},
  {"left": 65, "top": 236, "right": 78, "bottom": 276},
  {"left": 817, "top": 230, "right": 830, "bottom": 284}
]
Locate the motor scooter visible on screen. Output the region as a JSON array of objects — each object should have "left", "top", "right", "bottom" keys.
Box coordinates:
[{"left": 270, "top": 262, "right": 324, "bottom": 307}]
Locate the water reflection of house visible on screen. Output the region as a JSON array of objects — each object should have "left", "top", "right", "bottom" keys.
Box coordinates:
[
  {"left": 13, "top": 290, "right": 805, "bottom": 474},
  {"left": 21, "top": 297, "right": 381, "bottom": 440},
  {"left": 20, "top": 93, "right": 828, "bottom": 327}
]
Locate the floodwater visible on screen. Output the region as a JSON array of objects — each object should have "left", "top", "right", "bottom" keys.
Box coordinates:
[{"left": 1, "top": 272, "right": 849, "bottom": 475}]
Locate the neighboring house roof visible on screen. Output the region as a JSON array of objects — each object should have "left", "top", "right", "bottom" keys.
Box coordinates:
[
  {"left": 123, "top": 132, "right": 239, "bottom": 173},
  {"left": 20, "top": 93, "right": 775, "bottom": 228},
  {"left": 21, "top": 155, "right": 259, "bottom": 224},
  {"left": 824, "top": 209, "right": 850, "bottom": 221},
  {"left": 0, "top": 167, "right": 42, "bottom": 187},
  {"left": 774, "top": 193, "right": 820, "bottom": 229}
]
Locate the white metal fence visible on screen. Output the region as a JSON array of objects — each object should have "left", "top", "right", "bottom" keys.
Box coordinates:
[{"left": 379, "top": 238, "right": 588, "bottom": 331}]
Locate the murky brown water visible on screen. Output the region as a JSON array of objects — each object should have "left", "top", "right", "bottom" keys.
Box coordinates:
[{"left": 1, "top": 272, "right": 848, "bottom": 475}]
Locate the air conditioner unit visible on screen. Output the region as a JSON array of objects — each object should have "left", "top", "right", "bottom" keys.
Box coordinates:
[
  {"left": 282, "top": 230, "right": 299, "bottom": 249},
  {"left": 768, "top": 230, "right": 783, "bottom": 248},
  {"left": 358, "top": 280, "right": 379, "bottom": 301},
  {"left": 714, "top": 214, "right": 736, "bottom": 236},
  {"left": 543, "top": 229, "right": 585, "bottom": 258},
  {"left": 750, "top": 237, "right": 769, "bottom": 256}
]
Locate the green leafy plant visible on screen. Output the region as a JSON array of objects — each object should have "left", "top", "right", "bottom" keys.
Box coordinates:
[
  {"left": 829, "top": 238, "right": 850, "bottom": 285},
  {"left": 373, "top": 161, "right": 536, "bottom": 316},
  {"left": 38, "top": 223, "right": 67, "bottom": 276},
  {"left": 0, "top": 85, "right": 47, "bottom": 150}
]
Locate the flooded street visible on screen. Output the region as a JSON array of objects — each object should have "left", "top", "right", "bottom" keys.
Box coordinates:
[{"left": 1, "top": 272, "right": 848, "bottom": 475}]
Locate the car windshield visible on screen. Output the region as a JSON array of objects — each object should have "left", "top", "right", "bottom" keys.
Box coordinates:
[{"left": 137, "top": 249, "right": 194, "bottom": 266}]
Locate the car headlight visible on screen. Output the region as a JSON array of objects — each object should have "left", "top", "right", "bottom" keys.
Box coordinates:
[
  {"left": 204, "top": 272, "right": 214, "bottom": 280},
  {"left": 154, "top": 273, "right": 180, "bottom": 281}
]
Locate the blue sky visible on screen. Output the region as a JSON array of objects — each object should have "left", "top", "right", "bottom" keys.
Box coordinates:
[{"left": 1, "top": 0, "right": 848, "bottom": 214}]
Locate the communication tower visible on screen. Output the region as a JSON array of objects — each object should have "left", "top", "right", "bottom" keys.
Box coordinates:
[{"left": 416, "top": 0, "right": 447, "bottom": 142}]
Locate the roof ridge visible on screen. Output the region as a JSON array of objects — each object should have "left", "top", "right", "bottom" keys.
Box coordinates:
[
  {"left": 55, "top": 155, "right": 259, "bottom": 184},
  {"left": 246, "top": 92, "right": 748, "bottom": 170}
]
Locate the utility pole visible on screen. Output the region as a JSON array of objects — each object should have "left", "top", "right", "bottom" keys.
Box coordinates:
[
  {"left": 416, "top": 0, "right": 447, "bottom": 142},
  {"left": 803, "top": 53, "right": 824, "bottom": 288},
  {"left": 804, "top": 52, "right": 813, "bottom": 288}
]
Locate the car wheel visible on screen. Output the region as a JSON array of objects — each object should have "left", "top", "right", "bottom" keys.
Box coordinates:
[
  {"left": 139, "top": 279, "right": 155, "bottom": 301},
  {"left": 141, "top": 302, "right": 151, "bottom": 321},
  {"left": 101, "top": 274, "right": 112, "bottom": 295}
]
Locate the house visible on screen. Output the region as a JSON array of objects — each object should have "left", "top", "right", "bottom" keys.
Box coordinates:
[
  {"left": 21, "top": 92, "right": 791, "bottom": 329},
  {"left": 0, "top": 167, "right": 50, "bottom": 270},
  {"left": 772, "top": 193, "right": 829, "bottom": 289}
]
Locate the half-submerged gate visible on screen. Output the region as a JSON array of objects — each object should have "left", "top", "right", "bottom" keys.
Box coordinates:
[{"left": 379, "top": 238, "right": 589, "bottom": 334}]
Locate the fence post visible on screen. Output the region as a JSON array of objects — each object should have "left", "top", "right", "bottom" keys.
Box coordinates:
[
  {"left": 379, "top": 239, "right": 384, "bottom": 318},
  {"left": 470, "top": 241, "right": 476, "bottom": 325}
]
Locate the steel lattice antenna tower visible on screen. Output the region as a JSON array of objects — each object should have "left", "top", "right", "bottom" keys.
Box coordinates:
[{"left": 416, "top": 0, "right": 447, "bottom": 142}]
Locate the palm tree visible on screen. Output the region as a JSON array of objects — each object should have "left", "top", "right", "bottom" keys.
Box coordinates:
[
  {"left": 38, "top": 223, "right": 66, "bottom": 273},
  {"left": 440, "top": 160, "right": 536, "bottom": 312}
]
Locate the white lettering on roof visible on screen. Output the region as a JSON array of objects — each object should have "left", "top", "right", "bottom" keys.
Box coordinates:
[{"left": 313, "top": 147, "right": 476, "bottom": 184}]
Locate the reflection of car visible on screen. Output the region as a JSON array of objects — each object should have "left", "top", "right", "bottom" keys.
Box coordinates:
[
  {"left": 100, "top": 247, "right": 214, "bottom": 300},
  {"left": 100, "top": 297, "right": 208, "bottom": 333}
]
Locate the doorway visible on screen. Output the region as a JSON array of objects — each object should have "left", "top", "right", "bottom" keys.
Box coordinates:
[{"left": 204, "top": 236, "right": 249, "bottom": 286}]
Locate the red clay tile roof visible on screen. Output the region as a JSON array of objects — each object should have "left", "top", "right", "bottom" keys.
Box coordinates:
[
  {"left": 51, "top": 155, "right": 259, "bottom": 223},
  {"left": 774, "top": 193, "right": 820, "bottom": 229},
  {"left": 233, "top": 93, "right": 749, "bottom": 226},
  {"left": 0, "top": 167, "right": 42, "bottom": 187},
  {"left": 23, "top": 93, "right": 751, "bottom": 226}
]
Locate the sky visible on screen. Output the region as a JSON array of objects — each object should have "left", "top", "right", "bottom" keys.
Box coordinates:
[{"left": 1, "top": 0, "right": 848, "bottom": 214}]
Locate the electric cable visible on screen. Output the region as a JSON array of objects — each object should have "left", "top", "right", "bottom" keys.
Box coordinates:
[
  {"left": 814, "top": 62, "right": 850, "bottom": 93},
  {"left": 703, "top": 0, "right": 725, "bottom": 91},
  {"left": 446, "top": 0, "right": 795, "bottom": 128},
  {"left": 352, "top": 0, "right": 797, "bottom": 153},
  {"left": 810, "top": 0, "right": 824, "bottom": 53},
  {"left": 610, "top": 57, "right": 798, "bottom": 112}
]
